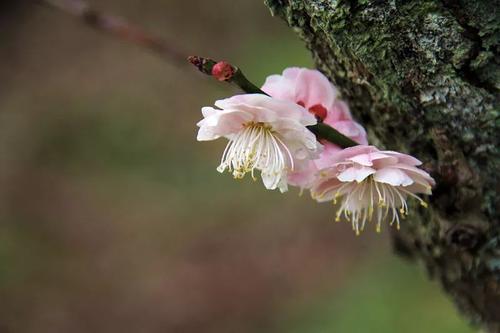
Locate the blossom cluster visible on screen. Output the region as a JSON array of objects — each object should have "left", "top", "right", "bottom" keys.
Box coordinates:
[{"left": 197, "top": 68, "right": 435, "bottom": 235}]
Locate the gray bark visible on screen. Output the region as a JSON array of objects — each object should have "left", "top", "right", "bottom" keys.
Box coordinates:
[{"left": 264, "top": 0, "right": 499, "bottom": 331}]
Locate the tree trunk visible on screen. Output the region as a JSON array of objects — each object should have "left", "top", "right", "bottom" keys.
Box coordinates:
[{"left": 264, "top": 0, "right": 499, "bottom": 331}]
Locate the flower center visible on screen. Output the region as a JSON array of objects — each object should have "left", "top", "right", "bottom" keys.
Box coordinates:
[
  {"left": 328, "top": 176, "right": 427, "bottom": 235},
  {"left": 217, "top": 122, "right": 293, "bottom": 188}
]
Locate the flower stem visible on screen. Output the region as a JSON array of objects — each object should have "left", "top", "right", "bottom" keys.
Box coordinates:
[
  {"left": 41, "top": 1, "right": 358, "bottom": 149},
  {"left": 188, "top": 56, "right": 358, "bottom": 148},
  {"left": 307, "top": 123, "right": 358, "bottom": 148}
]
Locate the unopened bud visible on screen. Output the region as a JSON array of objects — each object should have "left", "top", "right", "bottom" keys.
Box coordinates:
[{"left": 212, "top": 61, "right": 235, "bottom": 81}]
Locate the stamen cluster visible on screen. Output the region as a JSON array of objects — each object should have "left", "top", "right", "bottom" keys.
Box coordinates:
[
  {"left": 197, "top": 93, "right": 319, "bottom": 192},
  {"left": 217, "top": 122, "right": 293, "bottom": 190},
  {"left": 311, "top": 146, "right": 434, "bottom": 235}
]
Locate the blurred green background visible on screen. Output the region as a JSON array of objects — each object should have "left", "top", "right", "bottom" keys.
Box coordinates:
[{"left": 0, "top": 1, "right": 476, "bottom": 332}]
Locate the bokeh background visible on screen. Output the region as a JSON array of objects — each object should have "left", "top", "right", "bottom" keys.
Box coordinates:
[{"left": 0, "top": 1, "right": 477, "bottom": 332}]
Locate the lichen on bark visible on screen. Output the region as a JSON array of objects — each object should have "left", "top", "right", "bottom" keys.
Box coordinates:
[{"left": 264, "top": 0, "right": 499, "bottom": 331}]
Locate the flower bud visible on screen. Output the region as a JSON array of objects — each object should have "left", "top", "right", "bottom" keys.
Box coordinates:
[{"left": 211, "top": 61, "right": 235, "bottom": 81}]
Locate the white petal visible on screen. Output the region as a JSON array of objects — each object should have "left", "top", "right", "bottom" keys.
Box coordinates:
[
  {"left": 197, "top": 110, "right": 253, "bottom": 140},
  {"left": 201, "top": 106, "right": 217, "bottom": 118},
  {"left": 391, "top": 163, "right": 435, "bottom": 186},
  {"left": 338, "top": 166, "right": 376, "bottom": 183},
  {"left": 348, "top": 153, "right": 373, "bottom": 166},
  {"left": 197, "top": 126, "right": 219, "bottom": 141},
  {"left": 373, "top": 168, "right": 414, "bottom": 186},
  {"left": 261, "top": 172, "right": 281, "bottom": 190},
  {"left": 215, "top": 94, "right": 310, "bottom": 124}
]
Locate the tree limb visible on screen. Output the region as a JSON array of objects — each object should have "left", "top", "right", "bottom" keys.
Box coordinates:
[{"left": 264, "top": 0, "right": 499, "bottom": 331}]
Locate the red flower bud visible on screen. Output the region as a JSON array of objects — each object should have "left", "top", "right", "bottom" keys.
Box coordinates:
[{"left": 211, "top": 61, "right": 235, "bottom": 81}]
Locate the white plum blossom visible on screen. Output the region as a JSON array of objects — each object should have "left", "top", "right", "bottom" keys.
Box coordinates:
[{"left": 197, "top": 94, "right": 321, "bottom": 192}]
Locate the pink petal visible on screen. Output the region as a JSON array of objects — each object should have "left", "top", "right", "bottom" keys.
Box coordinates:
[
  {"left": 287, "top": 161, "right": 318, "bottom": 189},
  {"left": 327, "top": 145, "right": 379, "bottom": 165},
  {"left": 369, "top": 153, "right": 399, "bottom": 168},
  {"left": 261, "top": 75, "right": 297, "bottom": 102},
  {"left": 373, "top": 168, "right": 414, "bottom": 186},
  {"left": 311, "top": 174, "right": 344, "bottom": 202},
  {"left": 392, "top": 164, "right": 435, "bottom": 186},
  {"left": 332, "top": 121, "right": 362, "bottom": 138},
  {"left": 282, "top": 67, "right": 302, "bottom": 80},
  {"left": 324, "top": 100, "right": 353, "bottom": 123},
  {"left": 348, "top": 153, "right": 373, "bottom": 166},
  {"left": 215, "top": 94, "right": 313, "bottom": 124},
  {"left": 378, "top": 150, "right": 422, "bottom": 166},
  {"left": 295, "top": 69, "right": 337, "bottom": 109},
  {"left": 338, "top": 166, "right": 376, "bottom": 183},
  {"left": 313, "top": 142, "right": 343, "bottom": 170}
]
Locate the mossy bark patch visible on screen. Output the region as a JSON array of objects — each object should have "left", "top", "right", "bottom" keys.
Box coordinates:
[{"left": 265, "top": 0, "right": 499, "bottom": 331}]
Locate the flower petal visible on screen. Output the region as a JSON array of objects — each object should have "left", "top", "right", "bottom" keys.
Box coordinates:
[
  {"left": 392, "top": 164, "right": 435, "bottom": 186},
  {"left": 261, "top": 172, "right": 281, "bottom": 190},
  {"left": 324, "top": 145, "right": 379, "bottom": 166},
  {"left": 332, "top": 121, "right": 368, "bottom": 145},
  {"left": 378, "top": 150, "right": 422, "bottom": 166},
  {"left": 295, "top": 69, "right": 338, "bottom": 109},
  {"left": 261, "top": 74, "right": 297, "bottom": 102},
  {"left": 373, "top": 168, "right": 414, "bottom": 186},
  {"left": 287, "top": 160, "right": 317, "bottom": 189},
  {"left": 338, "top": 166, "right": 376, "bottom": 183},
  {"left": 348, "top": 153, "right": 373, "bottom": 166},
  {"left": 216, "top": 94, "right": 315, "bottom": 125},
  {"left": 196, "top": 110, "right": 253, "bottom": 140},
  {"left": 324, "top": 100, "right": 353, "bottom": 123}
]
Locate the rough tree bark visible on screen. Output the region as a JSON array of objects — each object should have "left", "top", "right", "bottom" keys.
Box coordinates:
[{"left": 264, "top": 0, "right": 499, "bottom": 331}]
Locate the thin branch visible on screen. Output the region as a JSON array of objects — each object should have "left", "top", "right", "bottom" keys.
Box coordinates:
[
  {"left": 40, "top": 0, "right": 187, "bottom": 66},
  {"left": 41, "top": 0, "right": 358, "bottom": 149},
  {"left": 307, "top": 123, "right": 358, "bottom": 148}
]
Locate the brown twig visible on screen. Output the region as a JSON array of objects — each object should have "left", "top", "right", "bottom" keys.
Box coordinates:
[
  {"left": 40, "top": 0, "right": 187, "bottom": 66},
  {"left": 40, "top": 0, "right": 358, "bottom": 148}
]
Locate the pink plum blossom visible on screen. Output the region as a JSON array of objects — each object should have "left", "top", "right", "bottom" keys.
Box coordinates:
[
  {"left": 197, "top": 94, "right": 321, "bottom": 192},
  {"left": 323, "top": 100, "right": 368, "bottom": 147},
  {"left": 262, "top": 67, "right": 338, "bottom": 113},
  {"left": 262, "top": 67, "right": 368, "bottom": 189},
  {"left": 310, "top": 145, "right": 435, "bottom": 235}
]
